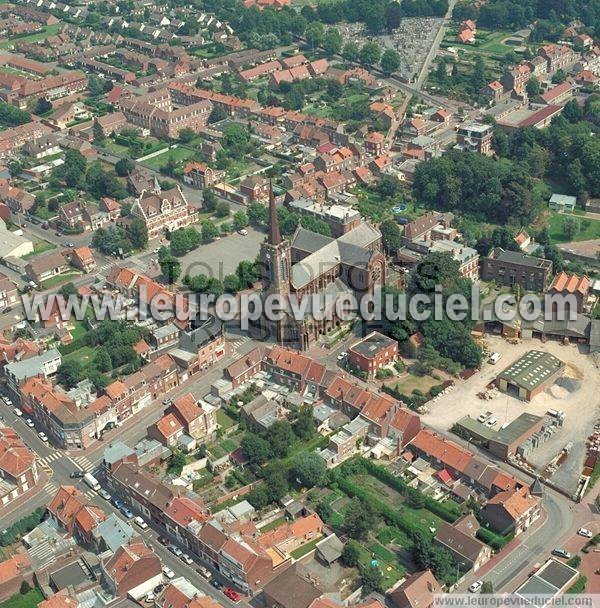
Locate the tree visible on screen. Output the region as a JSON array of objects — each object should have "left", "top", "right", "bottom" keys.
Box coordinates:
[
  {"left": 246, "top": 486, "right": 271, "bottom": 509},
  {"left": 201, "top": 221, "right": 219, "bottom": 244},
  {"left": 223, "top": 124, "right": 249, "bottom": 154},
  {"left": 305, "top": 21, "right": 325, "bottom": 49},
  {"left": 128, "top": 218, "right": 148, "bottom": 249},
  {"left": 340, "top": 540, "right": 360, "bottom": 567},
  {"left": 19, "top": 581, "right": 31, "bottom": 595},
  {"left": 203, "top": 189, "right": 217, "bottom": 212},
  {"left": 168, "top": 451, "right": 186, "bottom": 476},
  {"left": 563, "top": 215, "right": 580, "bottom": 240},
  {"left": 233, "top": 210, "right": 249, "bottom": 230},
  {"left": 342, "top": 41, "right": 360, "bottom": 63},
  {"left": 35, "top": 98, "right": 52, "bottom": 115},
  {"left": 215, "top": 201, "right": 230, "bottom": 218},
  {"left": 88, "top": 74, "right": 106, "bottom": 97},
  {"left": 93, "top": 120, "right": 105, "bottom": 144},
  {"left": 316, "top": 499, "right": 333, "bottom": 523},
  {"left": 178, "top": 127, "right": 196, "bottom": 143},
  {"left": 248, "top": 202, "right": 268, "bottom": 226},
  {"left": 323, "top": 27, "right": 342, "bottom": 56},
  {"left": 359, "top": 564, "right": 384, "bottom": 594},
  {"left": 471, "top": 56, "right": 487, "bottom": 92},
  {"left": 59, "top": 282, "right": 78, "bottom": 299},
  {"left": 241, "top": 433, "right": 272, "bottom": 465},
  {"left": 291, "top": 452, "right": 327, "bottom": 488},
  {"left": 343, "top": 497, "right": 376, "bottom": 540},
  {"left": 237, "top": 260, "right": 260, "bottom": 288},
  {"left": 481, "top": 582, "right": 494, "bottom": 594},
  {"left": 115, "top": 157, "right": 135, "bottom": 177},
  {"left": 57, "top": 359, "right": 84, "bottom": 388},
  {"left": 265, "top": 467, "right": 289, "bottom": 502},
  {"left": 552, "top": 69, "right": 567, "bottom": 84},
  {"left": 293, "top": 405, "right": 316, "bottom": 439},
  {"left": 359, "top": 41, "right": 381, "bottom": 66},
  {"left": 94, "top": 348, "right": 112, "bottom": 373},
  {"left": 380, "top": 219, "right": 402, "bottom": 255},
  {"left": 208, "top": 105, "right": 228, "bottom": 124},
  {"left": 223, "top": 273, "right": 241, "bottom": 293},
  {"left": 266, "top": 420, "right": 295, "bottom": 458},
  {"left": 526, "top": 76, "right": 540, "bottom": 98},
  {"left": 160, "top": 255, "right": 181, "bottom": 284},
  {"left": 380, "top": 49, "right": 401, "bottom": 75},
  {"left": 385, "top": 1, "right": 403, "bottom": 29}
]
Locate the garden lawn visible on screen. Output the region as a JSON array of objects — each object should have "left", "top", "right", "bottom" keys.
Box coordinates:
[
  {"left": 547, "top": 213, "right": 600, "bottom": 243},
  {"left": 22, "top": 240, "right": 56, "bottom": 260},
  {"left": 0, "top": 24, "right": 60, "bottom": 49},
  {"left": 289, "top": 535, "right": 323, "bottom": 559},
  {"left": 216, "top": 409, "right": 236, "bottom": 430},
  {"left": 385, "top": 373, "right": 441, "bottom": 395},
  {"left": 40, "top": 271, "right": 81, "bottom": 290},
  {"left": 142, "top": 147, "right": 196, "bottom": 171},
  {"left": 62, "top": 346, "right": 95, "bottom": 366},
  {"left": 260, "top": 516, "right": 287, "bottom": 533},
  {"left": 0, "top": 589, "right": 44, "bottom": 608},
  {"left": 355, "top": 542, "right": 405, "bottom": 588},
  {"left": 70, "top": 319, "right": 89, "bottom": 342}
]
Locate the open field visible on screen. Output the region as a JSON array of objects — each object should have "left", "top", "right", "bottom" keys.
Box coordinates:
[
  {"left": 141, "top": 146, "right": 196, "bottom": 171},
  {"left": 0, "top": 24, "right": 60, "bottom": 49},
  {"left": 547, "top": 212, "right": 600, "bottom": 243}
]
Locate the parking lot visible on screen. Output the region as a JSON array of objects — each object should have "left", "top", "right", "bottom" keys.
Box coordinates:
[
  {"left": 176, "top": 225, "right": 265, "bottom": 280},
  {"left": 421, "top": 335, "right": 600, "bottom": 494}
]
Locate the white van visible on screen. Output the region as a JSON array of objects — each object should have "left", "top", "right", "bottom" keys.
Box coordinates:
[
  {"left": 489, "top": 352, "right": 502, "bottom": 365},
  {"left": 83, "top": 473, "right": 101, "bottom": 491}
]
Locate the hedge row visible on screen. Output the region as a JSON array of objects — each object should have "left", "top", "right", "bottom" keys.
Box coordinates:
[
  {"left": 476, "top": 527, "right": 510, "bottom": 551},
  {"left": 359, "top": 458, "right": 460, "bottom": 523},
  {"left": 58, "top": 336, "right": 87, "bottom": 356},
  {"left": 0, "top": 508, "right": 45, "bottom": 546}
]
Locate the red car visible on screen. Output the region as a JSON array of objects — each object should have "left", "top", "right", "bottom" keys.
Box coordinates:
[{"left": 224, "top": 588, "right": 240, "bottom": 602}]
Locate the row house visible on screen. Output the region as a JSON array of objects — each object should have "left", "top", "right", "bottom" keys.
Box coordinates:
[
  {"left": 0, "top": 122, "right": 53, "bottom": 158},
  {"left": 500, "top": 64, "right": 531, "bottom": 95},
  {"left": 539, "top": 43, "right": 577, "bottom": 73},
  {"left": 0, "top": 183, "right": 34, "bottom": 214},
  {"left": 223, "top": 346, "right": 264, "bottom": 388},
  {"left": 0, "top": 427, "right": 39, "bottom": 507},
  {"left": 182, "top": 162, "right": 221, "bottom": 190}
]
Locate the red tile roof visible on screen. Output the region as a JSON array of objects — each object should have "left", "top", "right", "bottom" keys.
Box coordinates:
[{"left": 549, "top": 271, "right": 590, "bottom": 295}]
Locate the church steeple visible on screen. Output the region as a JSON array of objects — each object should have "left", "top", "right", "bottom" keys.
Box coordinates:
[{"left": 268, "top": 181, "right": 281, "bottom": 246}]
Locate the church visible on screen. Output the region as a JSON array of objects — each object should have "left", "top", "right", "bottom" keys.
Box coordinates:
[{"left": 259, "top": 189, "right": 386, "bottom": 350}]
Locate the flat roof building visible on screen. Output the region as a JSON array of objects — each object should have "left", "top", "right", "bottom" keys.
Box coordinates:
[
  {"left": 515, "top": 558, "right": 579, "bottom": 603},
  {"left": 348, "top": 331, "right": 398, "bottom": 379}
]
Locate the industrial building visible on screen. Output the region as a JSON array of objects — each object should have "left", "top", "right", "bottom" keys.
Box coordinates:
[
  {"left": 515, "top": 559, "right": 579, "bottom": 600},
  {"left": 455, "top": 413, "right": 547, "bottom": 459},
  {"left": 495, "top": 350, "right": 565, "bottom": 401}
]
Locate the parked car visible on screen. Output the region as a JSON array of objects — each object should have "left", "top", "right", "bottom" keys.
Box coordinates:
[
  {"left": 13, "top": 408, "right": 22, "bottom": 417},
  {"left": 577, "top": 528, "right": 593, "bottom": 538},
  {"left": 38, "top": 431, "right": 48, "bottom": 443},
  {"left": 162, "top": 398, "right": 172, "bottom": 406},
  {"left": 98, "top": 489, "right": 111, "bottom": 501},
  {"left": 134, "top": 516, "right": 148, "bottom": 530},
  {"left": 485, "top": 417, "right": 498, "bottom": 428},
  {"left": 237, "top": 229, "right": 248, "bottom": 236},
  {"left": 112, "top": 497, "right": 124, "bottom": 509},
  {"left": 145, "top": 593, "right": 155, "bottom": 603},
  {"left": 25, "top": 418, "right": 34, "bottom": 428},
  {"left": 181, "top": 553, "right": 193, "bottom": 565},
  {"left": 469, "top": 581, "right": 483, "bottom": 593},
  {"left": 197, "top": 566, "right": 211, "bottom": 579},
  {"left": 70, "top": 470, "right": 85, "bottom": 479},
  {"left": 120, "top": 506, "right": 134, "bottom": 519},
  {"left": 210, "top": 579, "right": 223, "bottom": 590},
  {"left": 157, "top": 536, "right": 169, "bottom": 545},
  {"left": 169, "top": 545, "right": 183, "bottom": 557},
  {"left": 162, "top": 566, "right": 175, "bottom": 580},
  {"left": 224, "top": 588, "right": 240, "bottom": 602},
  {"left": 552, "top": 548, "right": 571, "bottom": 559}
]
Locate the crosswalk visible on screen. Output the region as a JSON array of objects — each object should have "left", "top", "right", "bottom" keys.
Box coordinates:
[
  {"left": 38, "top": 451, "right": 63, "bottom": 467},
  {"left": 42, "top": 479, "right": 96, "bottom": 500},
  {"left": 68, "top": 455, "right": 96, "bottom": 473},
  {"left": 227, "top": 334, "right": 251, "bottom": 355}
]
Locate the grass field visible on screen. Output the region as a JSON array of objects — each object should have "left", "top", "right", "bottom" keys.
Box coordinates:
[
  {"left": 289, "top": 535, "right": 323, "bottom": 559},
  {"left": 547, "top": 213, "right": 600, "bottom": 243},
  {"left": 216, "top": 409, "right": 237, "bottom": 430},
  {"left": 62, "top": 345, "right": 95, "bottom": 365},
  {"left": 22, "top": 240, "right": 56, "bottom": 260},
  {"left": 40, "top": 271, "right": 81, "bottom": 290},
  {"left": 0, "top": 589, "right": 44, "bottom": 608},
  {"left": 0, "top": 24, "right": 60, "bottom": 49},
  {"left": 385, "top": 372, "right": 441, "bottom": 395},
  {"left": 142, "top": 147, "right": 196, "bottom": 171}
]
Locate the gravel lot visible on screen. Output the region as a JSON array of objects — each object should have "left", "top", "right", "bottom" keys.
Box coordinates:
[{"left": 421, "top": 335, "right": 600, "bottom": 493}]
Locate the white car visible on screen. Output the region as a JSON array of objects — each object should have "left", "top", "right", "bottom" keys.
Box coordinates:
[
  {"left": 134, "top": 516, "right": 148, "bottom": 530},
  {"left": 337, "top": 352, "right": 348, "bottom": 360},
  {"left": 145, "top": 593, "right": 155, "bottom": 603},
  {"left": 181, "top": 553, "right": 193, "bottom": 565},
  {"left": 98, "top": 489, "right": 111, "bottom": 501},
  {"left": 485, "top": 417, "right": 497, "bottom": 428},
  {"left": 25, "top": 418, "right": 34, "bottom": 428},
  {"left": 238, "top": 229, "right": 248, "bottom": 236},
  {"left": 162, "top": 566, "right": 175, "bottom": 579},
  {"left": 469, "top": 581, "right": 483, "bottom": 593},
  {"left": 38, "top": 431, "right": 48, "bottom": 442},
  {"left": 13, "top": 408, "right": 22, "bottom": 417},
  {"left": 169, "top": 545, "right": 183, "bottom": 557},
  {"left": 577, "top": 528, "right": 593, "bottom": 538}
]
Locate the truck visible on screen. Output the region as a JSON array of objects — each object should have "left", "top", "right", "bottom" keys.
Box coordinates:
[{"left": 83, "top": 473, "right": 101, "bottom": 492}]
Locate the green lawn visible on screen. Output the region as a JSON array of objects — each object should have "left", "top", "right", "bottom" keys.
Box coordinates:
[
  {"left": 142, "top": 147, "right": 196, "bottom": 171},
  {"left": 259, "top": 516, "right": 287, "bottom": 533},
  {"left": 62, "top": 345, "right": 95, "bottom": 365},
  {"left": 289, "top": 535, "right": 323, "bottom": 559},
  {"left": 70, "top": 319, "right": 89, "bottom": 342},
  {"left": 385, "top": 373, "right": 441, "bottom": 395},
  {"left": 40, "top": 271, "right": 81, "bottom": 290},
  {"left": 0, "top": 24, "right": 60, "bottom": 49},
  {"left": 0, "top": 589, "right": 44, "bottom": 608},
  {"left": 217, "top": 409, "right": 236, "bottom": 430},
  {"left": 548, "top": 212, "right": 600, "bottom": 243},
  {"left": 22, "top": 240, "right": 56, "bottom": 260}
]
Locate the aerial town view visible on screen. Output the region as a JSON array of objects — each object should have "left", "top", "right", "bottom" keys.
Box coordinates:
[{"left": 0, "top": 0, "right": 598, "bottom": 607}]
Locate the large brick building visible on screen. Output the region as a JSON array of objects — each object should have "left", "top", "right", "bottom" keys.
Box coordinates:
[
  {"left": 348, "top": 331, "right": 397, "bottom": 379},
  {"left": 481, "top": 248, "right": 553, "bottom": 292},
  {"left": 0, "top": 427, "right": 39, "bottom": 508}
]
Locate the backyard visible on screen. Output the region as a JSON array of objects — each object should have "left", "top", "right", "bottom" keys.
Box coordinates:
[
  {"left": 547, "top": 212, "right": 600, "bottom": 243},
  {"left": 0, "top": 589, "right": 44, "bottom": 608}
]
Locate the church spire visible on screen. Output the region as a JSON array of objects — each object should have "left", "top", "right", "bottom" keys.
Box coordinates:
[{"left": 268, "top": 180, "right": 281, "bottom": 246}]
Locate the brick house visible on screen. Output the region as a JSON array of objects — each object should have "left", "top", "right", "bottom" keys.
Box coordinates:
[
  {"left": 182, "top": 162, "right": 221, "bottom": 190},
  {"left": 0, "top": 428, "right": 39, "bottom": 507},
  {"left": 240, "top": 175, "right": 269, "bottom": 202},
  {"left": 101, "top": 541, "right": 162, "bottom": 596},
  {"left": 70, "top": 246, "right": 96, "bottom": 273},
  {"left": 167, "top": 393, "right": 217, "bottom": 442},
  {"left": 25, "top": 251, "right": 69, "bottom": 284},
  {"left": 348, "top": 331, "right": 397, "bottom": 379}
]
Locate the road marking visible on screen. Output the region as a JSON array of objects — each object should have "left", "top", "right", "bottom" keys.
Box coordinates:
[
  {"left": 38, "top": 452, "right": 62, "bottom": 466},
  {"left": 68, "top": 455, "right": 95, "bottom": 472}
]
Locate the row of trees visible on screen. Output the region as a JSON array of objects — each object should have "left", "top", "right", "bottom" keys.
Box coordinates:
[
  {"left": 247, "top": 201, "right": 332, "bottom": 237},
  {"left": 92, "top": 218, "right": 148, "bottom": 256},
  {"left": 0, "top": 101, "right": 31, "bottom": 127},
  {"left": 182, "top": 259, "right": 261, "bottom": 298}
]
